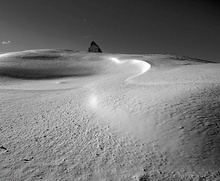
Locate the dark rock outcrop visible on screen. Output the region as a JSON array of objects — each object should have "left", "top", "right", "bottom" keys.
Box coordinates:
[{"left": 88, "top": 41, "right": 102, "bottom": 53}]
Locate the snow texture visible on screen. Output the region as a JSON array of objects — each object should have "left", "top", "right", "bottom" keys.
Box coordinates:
[{"left": 0, "top": 50, "right": 220, "bottom": 180}]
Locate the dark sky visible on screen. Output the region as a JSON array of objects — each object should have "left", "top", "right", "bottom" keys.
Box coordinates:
[{"left": 0, "top": 0, "right": 220, "bottom": 62}]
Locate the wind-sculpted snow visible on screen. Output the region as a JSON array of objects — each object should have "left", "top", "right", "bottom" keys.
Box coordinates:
[
  {"left": 86, "top": 55, "right": 220, "bottom": 177},
  {"left": 88, "top": 56, "right": 151, "bottom": 120},
  {"left": 0, "top": 50, "right": 220, "bottom": 180},
  {"left": 109, "top": 57, "right": 151, "bottom": 81}
]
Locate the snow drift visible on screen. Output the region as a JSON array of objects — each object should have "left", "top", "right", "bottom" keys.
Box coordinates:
[{"left": 0, "top": 49, "right": 220, "bottom": 180}]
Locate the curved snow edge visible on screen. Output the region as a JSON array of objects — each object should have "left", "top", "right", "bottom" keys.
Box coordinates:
[{"left": 109, "top": 57, "right": 151, "bottom": 81}]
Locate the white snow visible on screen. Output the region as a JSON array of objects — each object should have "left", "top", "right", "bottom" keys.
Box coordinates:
[
  {"left": 108, "top": 57, "right": 151, "bottom": 82},
  {"left": 0, "top": 52, "right": 19, "bottom": 58},
  {"left": 0, "top": 50, "right": 220, "bottom": 180}
]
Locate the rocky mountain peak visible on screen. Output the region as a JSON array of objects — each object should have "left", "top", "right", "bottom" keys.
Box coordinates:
[{"left": 88, "top": 41, "right": 102, "bottom": 53}]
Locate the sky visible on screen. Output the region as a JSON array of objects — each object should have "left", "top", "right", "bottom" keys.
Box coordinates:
[{"left": 0, "top": 0, "right": 220, "bottom": 62}]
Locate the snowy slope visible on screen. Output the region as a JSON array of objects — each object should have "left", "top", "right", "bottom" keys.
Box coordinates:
[{"left": 0, "top": 50, "right": 220, "bottom": 180}]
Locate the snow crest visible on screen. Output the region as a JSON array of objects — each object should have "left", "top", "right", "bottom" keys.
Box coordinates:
[{"left": 109, "top": 57, "right": 151, "bottom": 81}]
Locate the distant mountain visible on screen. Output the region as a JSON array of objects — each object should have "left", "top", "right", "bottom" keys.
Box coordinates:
[{"left": 88, "top": 41, "right": 102, "bottom": 53}]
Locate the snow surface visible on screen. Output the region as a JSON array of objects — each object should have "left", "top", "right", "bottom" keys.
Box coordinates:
[{"left": 0, "top": 50, "right": 220, "bottom": 180}]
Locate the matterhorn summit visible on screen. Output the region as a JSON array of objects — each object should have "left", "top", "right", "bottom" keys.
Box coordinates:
[{"left": 88, "top": 41, "right": 102, "bottom": 53}]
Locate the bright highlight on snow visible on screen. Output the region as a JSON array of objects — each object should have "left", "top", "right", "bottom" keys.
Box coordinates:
[
  {"left": 127, "top": 59, "right": 151, "bottom": 81},
  {"left": 110, "top": 57, "right": 124, "bottom": 64},
  {"left": 0, "top": 52, "right": 14, "bottom": 58},
  {"left": 0, "top": 51, "right": 25, "bottom": 58},
  {"left": 89, "top": 94, "right": 98, "bottom": 108},
  {"left": 0, "top": 50, "right": 40, "bottom": 58},
  {"left": 109, "top": 57, "right": 151, "bottom": 81}
]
